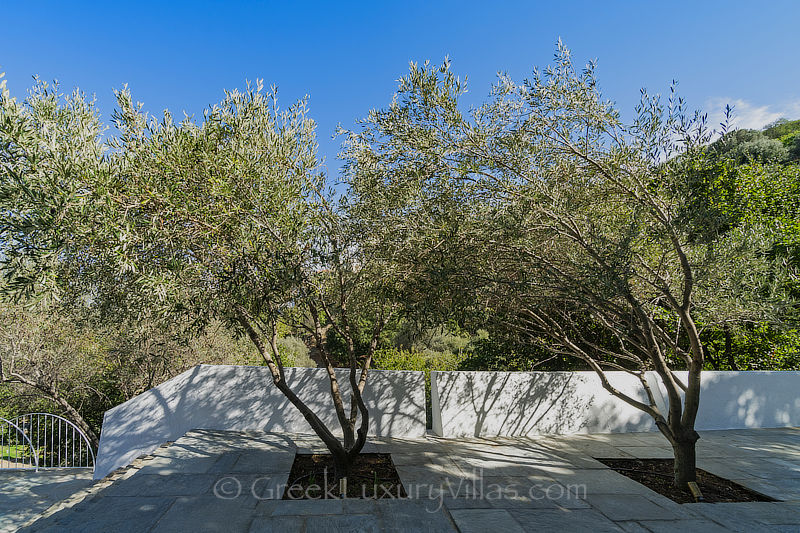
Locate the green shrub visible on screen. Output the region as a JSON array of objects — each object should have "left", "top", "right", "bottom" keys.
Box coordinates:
[
  {"left": 763, "top": 118, "right": 800, "bottom": 140},
  {"left": 701, "top": 324, "right": 800, "bottom": 371},
  {"left": 393, "top": 323, "right": 478, "bottom": 355},
  {"left": 459, "top": 337, "right": 582, "bottom": 371},
  {"left": 0, "top": 387, "right": 14, "bottom": 419},
  {"left": 710, "top": 129, "right": 789, "bottom": 164},
  {"left": 374, "top": 347, "right": 464, "bottom": 373},
  {"left": 277, "top": 336, "right": 316, "bottom": 367}
]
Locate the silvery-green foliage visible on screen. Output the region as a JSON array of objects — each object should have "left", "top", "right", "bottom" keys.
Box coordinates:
[
  {"left": 341, "top": 42, "right": 794, "bottom": 466},
  {"left": 0, "top": 74, "right": 108, "bottom": 300},
  {"left": 103, "top": 81, "right": 325, "bottom": 323},
  {"left": 343, "top": 41, "right": 788, "bottom": 352},
  {"left": 1, "top": 72, "right": 402, "bottom": 467}
]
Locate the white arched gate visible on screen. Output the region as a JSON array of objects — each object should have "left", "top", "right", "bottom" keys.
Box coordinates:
[
  {"left": 0, "top": 413, "right": 95, "bottom": 472},
  {"left": 0, "top": 417, "right": 38, "bottom": 470}
]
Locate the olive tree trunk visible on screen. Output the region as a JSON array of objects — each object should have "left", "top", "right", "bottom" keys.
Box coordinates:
[
  {"left": 672, "top": 433, "right": 700, "bottom": 486},
  {"left": 235, "top": 304, "right": 381, "bottom": 486}
]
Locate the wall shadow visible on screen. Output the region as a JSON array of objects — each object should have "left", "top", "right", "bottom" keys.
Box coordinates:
[
  {"left": 95, "top": 365, "right": 426, "bottom": 478},
  {"left": 432, "top": 371, "right": 658, "bottom": 438}
]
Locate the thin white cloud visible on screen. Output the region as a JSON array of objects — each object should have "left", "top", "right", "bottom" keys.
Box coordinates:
[{"left": 706, "top": 98, "right": 800, "bottom": 131}]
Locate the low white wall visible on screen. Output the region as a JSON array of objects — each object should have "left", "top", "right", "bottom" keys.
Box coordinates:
[
  {"left": 98, "top": 367, "right": 800, "bottom": 477},
  {"left": 431, "top": 371, "right": 662, "bottom": 438},
  {"left": 431, "top": 370, "right": 800, "bottom": 439},
  {"left": 95, "top": 365, "right": 425, "bottom": 479},
  {"left": 652, "top": 371, "right": 800, "bottom": 430}
]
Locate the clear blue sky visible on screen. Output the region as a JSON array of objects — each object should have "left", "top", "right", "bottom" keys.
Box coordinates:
[{"left": 3, "top": 1, "right": 799, "bottom": 176}]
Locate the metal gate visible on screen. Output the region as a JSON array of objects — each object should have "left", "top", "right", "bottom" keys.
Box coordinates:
[
  {"left": 0, "top": 417, "right": 39, "bottom": 470},
  {"left": 0, "top": 413, "right": 95, "bottom": 471}
]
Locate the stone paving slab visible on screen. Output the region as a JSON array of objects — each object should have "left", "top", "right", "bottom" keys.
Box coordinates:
[
  {"left": 547, "top": 468, "right": 656, "bottom": 495},
  {"left": 150, "top": 495, "right": 259, "bottom": 532},
  {"left": 0, "top": 470, "right": 95, "bottom": 533},
  {"left": 731, "top": 477, "right": 800, "bottom": 501},
  {"left": 133, "top": 453, "right": 233, "bottom": 476},
  {"left": 449, "top": 509, "right": 527, "bottom": 533},
  {"left": 99, "top": 473, "right": 218, "bottom": 498},
  {"left": 477, "top": 475, "right": 589, "bottom": 510},
  {"left": 11, "top": 427, "right": 800, "bottom": 532},
  {"left": 394, "top": 466, "right": 481, "bottom": 499},
  {"left": 509, "top": 508, "right": 624, "bottom": 532},
  {"left": 33, "top": 496, "right": 175, "bottom": 533},
  {"left": 373, "top": 499, "right": 458, "bottom": 532},
  {"left": 304, "top": 514, "right": 381, "bottom": 533},
  {"left": 581, "top": 493, "right": 680, "bottom": 521},
  {"left": 247, "top": 515, "right": 306, "bottom": 532},
  {"left": 614, "top": 446, "right": 673, "bottom": 459},
  {"left": 636, "top": 519, "right": 732, "bottom": 533}
]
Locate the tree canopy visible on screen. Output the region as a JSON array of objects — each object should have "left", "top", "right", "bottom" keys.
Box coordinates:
[
  {"left": 2, "top": 46, "right": 799, "bottom": 490},
  {"left": 0, "top": 77, "right": 403, "bottom": 482},
  {"left": 340, "top": 43, "right": 798, "bottom": 485}
]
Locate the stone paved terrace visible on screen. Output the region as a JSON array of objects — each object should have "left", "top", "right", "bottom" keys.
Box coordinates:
[
  {"left": 5, "top": 427, "right": 799, "bottom": 532},
  {"left": 0, "top": 470, "right": 94, "bottom": 533}
]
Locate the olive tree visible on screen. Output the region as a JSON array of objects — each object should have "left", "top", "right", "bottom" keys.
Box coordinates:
[
  {"left": 341, "top": 44, "right": 792, "bottom": 489},
  {"left": 1, "top": 75, "right": 395, "bottom": 482}
]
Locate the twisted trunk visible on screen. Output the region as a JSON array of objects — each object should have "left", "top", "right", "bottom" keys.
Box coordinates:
[
  {"left": 235, "top": 304, "right": 382, "bottom": 485},
  {"left": 672, "top": 430, "right": 700, "bottom": 486}
]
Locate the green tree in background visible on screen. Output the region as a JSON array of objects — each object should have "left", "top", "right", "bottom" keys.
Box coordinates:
[
  {"left": 708, "top": 129, "right": 788, "bottom": 165},
  {"left": 683, "top": 148, "right": 800, "bottom": 370},
  {"left": 0, "top": 302, "right": 104, "bottom": 447},
  {"left": 764, "top": 118, "right": 800, "bottom": 161}
]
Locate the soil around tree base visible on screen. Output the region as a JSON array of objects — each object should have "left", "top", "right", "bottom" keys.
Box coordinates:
[
  {"left": 283, "top": 453, "right": 407, "bottom": 500},
  {"left": 596, "top": 458, "right": 778, "bottom": 504}
]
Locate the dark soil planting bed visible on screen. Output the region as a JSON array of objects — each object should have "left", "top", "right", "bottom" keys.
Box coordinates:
[
  {"left": 596, "top": 458, "right": 777, "bottom": 504},
  {"left": 283, "top": 453, "right": 407, "bottom": 500}
]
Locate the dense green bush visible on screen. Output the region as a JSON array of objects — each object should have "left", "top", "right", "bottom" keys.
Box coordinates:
[
  {"left": 764, "top": 119, "right": 800, "bottom": 140},
  {"left": 0, "top": 387, "right": 15, "bottom": 419},
  {"left": 394, "top": 324, "right": 484, "bottom": 355},
  {"left": 709, "top": 129, "right": 788, "bottom": 165},
  {"left": 458, "top": 337, "right": 583, "bottom": 372},
  {"left": 701, "top": 324, "right": 800, "bottom": 371},
  {"left": 277, "top": 336, "right": 317, "bottom": 367},
  {"left": 374, "top": 347, "right": 464, "bottom": 373},
  {"left": 764, "top": 118, "right": 800, "bottom": 161}
]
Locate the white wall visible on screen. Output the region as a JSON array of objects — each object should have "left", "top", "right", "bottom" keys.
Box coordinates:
[
  {"left": 97, "top": 367, "right": 800, "bottom": 478},
  {"left": 431, "top": 371, "right": 661, "bottom": 438},
  {"left": 95, "top": 365, "right": 426, "bottom": 479},
  {"left": 652, "top": 371, "right": 800, "bottom": 430},
  {"left": 431, "top": 370, "right": 800, "bottom": 439}
]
